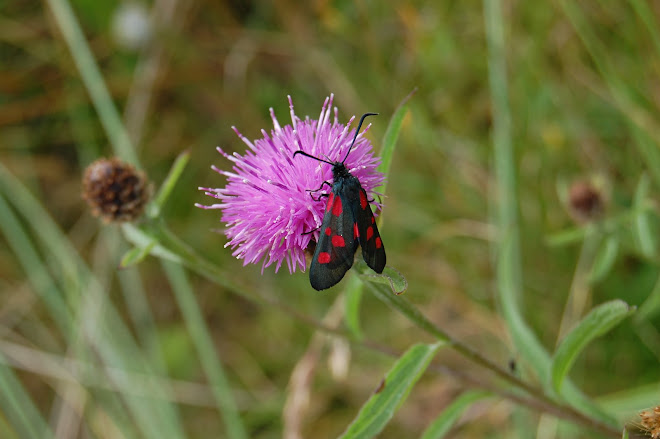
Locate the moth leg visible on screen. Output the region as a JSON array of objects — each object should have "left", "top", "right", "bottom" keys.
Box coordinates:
[
  {"left": 367, "top": 194, "right": 383, "bottom": 204},
  {"left": 311, "top": 180, "right": 333, "bottom": 192},
  {"left": 306, "top": 181, "right": 332, "bottom": 201},
  {"left": 302, "top": 190, "right": 330, "bottom": 233},
  {"left": 311, "top": 193, "right": 329, "bottom": 202},
  {"left": 302, "top": 226, "right": 319, "bottom": 235}
]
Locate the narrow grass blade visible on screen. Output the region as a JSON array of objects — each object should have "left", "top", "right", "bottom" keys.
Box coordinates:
[
  {"left": 0, "top": 164, "right": 186, "bottom": 439},
  {"left": 420, "top": 391, "right": 491, "bottom": 439},
  {"left": 484, "top": 0, "right": 543, "bottom": 378},
  {"left": 376, "top": 88, "right": 416, "bottom": 197},
  {"left": 117, "top": 263, "right": 167, "bottom": 369},
  {"left": 344, "top": 275, "right": 365, "bottom": 339},
  {"left": 44, "top": 0, "right": 139, "bottom": 166},
  {"left": 630, "top": 0, "right": 660, "bottom": 57},
  {"left": 149, "top": 149, "right": 191, "bottom": 218},
  {"left": 339, "top": 342, "right": 444, "bottom": 439},
  {"left": 551, "top": 300, "right": 635, "bottom": 394},
  {"left": 561, "top": 2, "right": 660, "bottom": 188},
  {"left": 161, "top": 260, "right": 248, "bottom": 439},
  {"left": 588, "top": 235, "right": 619, "bottom": 284},
  {"left": 120, "top": 242, "right": 157, "bottom": 268},
  {"left": 483, "top": 3, "right": 619, "bottom": 428},
  {"left": 635, "top": 275, "right": 660, "bottom": 323},
  {"left": 0, "top": 354, "right": 54, "bottom": 439},
  {"left": 0, "top": 194, "right": 72, "bottom": 335},
  {"left": 599, "top": 381, "right": 660, "bottom": 420},
  {"left": 547, "top": 227, "right": 589, "bottom": 247},
  {"left": 632, "top": 173, "right": 655, "bottom": 259}
]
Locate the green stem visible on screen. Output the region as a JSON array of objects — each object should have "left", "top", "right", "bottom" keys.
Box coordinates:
[
  {"left": 125, "top": 218, "right": 618, "bottom": 437},
  {"left": 366, "top": 282, "right": 619, "bottom": 437},
  {"left": 123, "top": 221, "right": 353, "bottom": 337}
]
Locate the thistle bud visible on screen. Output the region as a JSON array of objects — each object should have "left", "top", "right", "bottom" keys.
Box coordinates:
[
  {"left": 82, "top": 158, "right": 150, "bottom": 222},
  {"left": 568, "top": 180, "right": 604, "bottom": 223}
]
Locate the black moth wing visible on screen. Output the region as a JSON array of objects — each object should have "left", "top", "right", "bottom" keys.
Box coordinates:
[
  {"left": 354, "top": 187, "right": 386, "bottom": 273},
  {"left": 309, "top": 184, "right": 360, "bottom": 291}
]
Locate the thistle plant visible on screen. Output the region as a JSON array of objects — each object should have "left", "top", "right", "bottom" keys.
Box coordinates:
[
  {"left": 3, "top": 0, "right": 659, "bottom": 438},
  {"left": 196, "top": 95, "right": 384, "bottom": 274}
]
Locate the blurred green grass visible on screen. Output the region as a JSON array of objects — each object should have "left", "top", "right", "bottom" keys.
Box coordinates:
[{"left": 2, "top": 0, "right": 660, "bottom": 438}]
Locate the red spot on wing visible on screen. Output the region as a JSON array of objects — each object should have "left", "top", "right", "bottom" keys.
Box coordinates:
[
  {"left": 318, "top": 252, "right": 331, "bottom": 264},
  {"left": 354, "top": 223, "right": 359, "bottom": 238},
  {"left": 371, "top": 216, "right": 375, "bottom": 224},
  {"left": 375, "top": 237, "right": 382, "bottom": 249},
  {"left": 332, "top": 235, "right": 345, "bottom": 247},
  {"left": 366, "top": 226, "right": 374, "bottom": 241},
  {"left": 326, "top": 193, "right": 334, "bottom": 212},
  {"left": 360, "top": 190, "right": 368, "bottom": 209},
  {"left": 332, "top": 195, "right": 343, "bottom": 216},
  {"left": 325, "top": 227, "right": 332, "bottom": 236}
]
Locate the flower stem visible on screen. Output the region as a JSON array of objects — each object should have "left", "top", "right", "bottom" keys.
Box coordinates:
[
  {"left": 365, "top": 282, "right": 619, "bottom": 437},
  {"left": 124, "top": 221, "right": 619, "bottom": 437}
]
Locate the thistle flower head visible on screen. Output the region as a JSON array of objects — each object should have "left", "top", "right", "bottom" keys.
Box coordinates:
[{"left": 197, "top": 95, "right": 385, "bottom": 273}]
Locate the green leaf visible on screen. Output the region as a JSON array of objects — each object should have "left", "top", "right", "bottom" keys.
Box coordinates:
[
  {"left": 632, "top": 173, "right": 655, "bottom": 259},
  {"left": 148, "top": 149, "right": 191, "bottom": 218},
  {"left": 366, "top": 282, "right": 451, "bottom": 343},
  {"left": 356, "top": 260, "right": 408, "bottom": 295},
  {"left": 635, "top": 275, "right": 660, "bottom": 323},
  {"left": 588, "top": 235, "right": 619, "bottom": 284},
  {"left": 119, "top": 242, "right": 156, "bottom": 268},
  {"left": 420, "top": 391, "right": 491, "bottom": 439},
  {"left": 121, "top": 223, "right": 183, "bottom": 264},
  {"left": 376, "top": 88, "right": 416, "bottom": 197},
  {"left": 546, "top": 227, "right": 588, "bottom": 247},
  {"left": 339, "top": 342, "right": 444, "bottom": 439},
  {"left": 598, "top": 381, "right": 660, "bottom": 416},
  {"left": 551, "top": 300, "right": 635, "bottom": 394},
  {"left": 344, "top": 275, "right": 365, "bottom": 339}
]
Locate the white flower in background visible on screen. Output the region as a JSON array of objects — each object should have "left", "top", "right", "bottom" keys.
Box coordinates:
[{"left": 111, "top": 2, "right": 152, "bottom": 51}]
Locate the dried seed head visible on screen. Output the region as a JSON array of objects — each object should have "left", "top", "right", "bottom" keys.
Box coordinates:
[
  {"left": 568, "top": 180, "right": 604, "bottom": 223},
  {"left": 640, "top": 406, "right": 660, "bottom": 439},
  {"left": 82, "top": 158, "right": 150, "bottom": 222}
]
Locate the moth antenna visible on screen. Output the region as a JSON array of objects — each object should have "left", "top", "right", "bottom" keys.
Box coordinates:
[
  {"left": 341, "top": 112, "right": 378, "bottom": 164},
  {"left": 293, "top": 150, "right": 335, "bottom": 165}
]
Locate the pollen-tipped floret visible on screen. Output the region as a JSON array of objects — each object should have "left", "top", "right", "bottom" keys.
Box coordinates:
[{"left": 196, "top": 95, "right": 385, "bottom": 273}]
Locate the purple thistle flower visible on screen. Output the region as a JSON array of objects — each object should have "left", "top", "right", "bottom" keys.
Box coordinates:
[{"left": 196, "top": 95, "right": 385, "bottom": 274}]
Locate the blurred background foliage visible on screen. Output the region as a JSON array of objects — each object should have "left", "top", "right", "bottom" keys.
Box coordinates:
[{"left": 2, "top": 0, "right": 660, "bottom": 437}]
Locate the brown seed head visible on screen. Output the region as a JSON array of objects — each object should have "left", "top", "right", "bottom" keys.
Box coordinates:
[
  {"left": 640, "top": 406, "right": 660, "bottom": 439},
  {"left": 82, "top": 158, "right": 150, "bottom": 222},
  {"left": 568, "top": 180, "right": 604, "bottom": 223}
]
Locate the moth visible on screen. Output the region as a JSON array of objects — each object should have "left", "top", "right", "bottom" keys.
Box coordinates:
[{"left": 294, "top": 113, "right": 386, "bottom": 290}]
